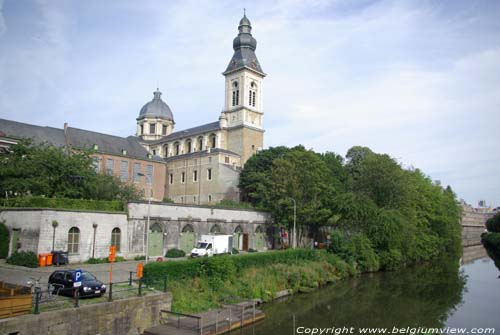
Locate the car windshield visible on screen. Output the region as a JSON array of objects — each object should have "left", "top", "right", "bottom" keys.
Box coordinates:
[
  {"left": 196, "top": 242, "right": 209, "bottom": 249},
  {"left": 81, "top": 272, "right": 97, "bottom": 281}
]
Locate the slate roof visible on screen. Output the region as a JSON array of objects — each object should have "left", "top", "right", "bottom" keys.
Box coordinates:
[
  {"left": 143, "top": 121, "right": 221, "bottom": 145},
  {"left": 224, "top": 14, "right": 265, "bottom": 76},
  {"left": 0, "top": 118, "right": 66, "bottom": 147},
  {"left": 138, "top": 89, "right": 174, "bottom": 121},
  {"left": 67, "top": 127, "right": 163, "bottom": 162},
  {"left": 0, "top": 118, "right": 162, "bottom": 162}
]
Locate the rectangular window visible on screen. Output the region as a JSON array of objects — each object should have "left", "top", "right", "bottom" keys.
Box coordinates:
[
  {"left": 181, "top": 172, "right": 185, "bottom": 183},
  {"left": 225, "top": 156, "right": 229, "bottom": 164},
  {"left": 120, "top": 161, "right": 128, "bottom": 182},
  {"left": 149, "top": 123, "right": 156, "bottom": 134},
  {"left": 162, "top": 125, "right": 167, "bottom": 135},
  {"left": 105, "top": 159, "right": 114, "bottom": 176},
  {"left": 207, "top": 168, "right": 212, "bottom": 181},
  {"left": 133, "top": 163, "right": 141, "bottom": 182},
  {"left": 252, "top": 91, "right": 256, "bottom": 106},
  {"left": 169, "top": 173, "right": 173, "bottom": 184},
  {"left": 93, "top": 157, "right": 101, "bottom": 173},
  {"left": 140, "top": 125, "right": 144, "bottom": 135},
  {"left": 249, "top": 90, "right": 252, "bottom": 105},
  {"left": 146, "top": 165, "right": 153, "bottom": 184},
  {"left": 193, "top": 170, "right": 198, "bottom": 182}
]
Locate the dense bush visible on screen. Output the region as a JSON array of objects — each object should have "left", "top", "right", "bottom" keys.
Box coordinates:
[
  {"left": 0, "top": 221, "right": 9, "bottom": 259},
  {"left": 327, "top": 231, "right": 379, "bottom": 272},
  {"left": 5, "top": 196, "right": 124, "bottom": 212},
  {"left": 482, "top": 232, "right": 500, "bottom": 254},
  {"left": 486, "top": 213, "right": 500, "bottom": 233},
  {"left": 165, "top": 248, "right": 186, "bottom": 258},
  {"left": 6, "top": 251, "right": 38, "bottom": 268}
]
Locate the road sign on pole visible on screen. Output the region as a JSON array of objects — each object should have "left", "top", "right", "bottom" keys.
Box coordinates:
[{"left": 73, "top": 269, "right": 82, "bottom": 288}]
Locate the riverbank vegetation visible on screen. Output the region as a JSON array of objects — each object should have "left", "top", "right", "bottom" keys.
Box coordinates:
[
  {"left": 482, "top": 212, "right": 500, "bottom": 270},
  {"left": 240, "top": 145, "right": 462, "bottom": 270},
  {"left": 145, "top": 249, "right": 355, "bottom": 312},
  {"left": 145, "top": 145, "right": 462, "bottom": 313}
]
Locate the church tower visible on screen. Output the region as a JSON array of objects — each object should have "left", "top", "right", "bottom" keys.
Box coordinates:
[{"left": 221, "top": 13, "right": 265, "bottom": 165}]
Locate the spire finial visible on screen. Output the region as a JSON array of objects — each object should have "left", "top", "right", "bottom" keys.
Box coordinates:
[{"left": 244, "top": 8, "right": 246, "bottom": 16}]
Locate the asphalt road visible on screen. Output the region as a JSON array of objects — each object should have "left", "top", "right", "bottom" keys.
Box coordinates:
[{"left": 0, "top": 259, "right": 149, "bottom": 288}]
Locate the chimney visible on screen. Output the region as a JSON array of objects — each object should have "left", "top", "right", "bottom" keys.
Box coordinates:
[{"left": 63, "top": 122, "right": 70, "bottom": 152}]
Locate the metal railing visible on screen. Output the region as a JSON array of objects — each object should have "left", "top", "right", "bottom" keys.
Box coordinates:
[{"left": 0, "top": 274, "right": 169, "bottom": 316}]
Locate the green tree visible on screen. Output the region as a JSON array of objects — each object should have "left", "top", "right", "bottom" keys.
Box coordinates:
[{"left": 0, "top": 140, "right": 141, "bottom": 201}]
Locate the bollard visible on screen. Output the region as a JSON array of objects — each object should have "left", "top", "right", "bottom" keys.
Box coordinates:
[
  {"left": 74, "top": 288, "right": 79, "bottom": 308},
  {"left": 129, "top": 271, "right": 133, "bottom": 286},
  {"left": 253, "top": 299, "right": 256, "bottom": 322},
  {"left": 163, "top": 276, "right": 167, "bottom": 292},
  {"left": 34, "top": 290, "right": 41, "bottom": 314},
  {"left": 138, "top": 278, "right": 142, "bottom": 296}
]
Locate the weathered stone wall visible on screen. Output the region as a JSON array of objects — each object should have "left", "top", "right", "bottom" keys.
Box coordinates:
[
  {"left": 127, "top": 202, "right": 272, "bottom": 257},
  {"left": 1, "top": 203, "right": 272, "bottom": 262},
  {"left": 0, "top": 209, "right": 128, "bottom": 263},
  {"left": 0, "top": 292, "right": 171, "bottom": 335},
  {"left": 460, "top": 205, "right": 493, "bottom": 247}
]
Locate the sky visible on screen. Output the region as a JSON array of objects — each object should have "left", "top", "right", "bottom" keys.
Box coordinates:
[{"left": 0, "top": 0, "right": 499, "bottom": 207}]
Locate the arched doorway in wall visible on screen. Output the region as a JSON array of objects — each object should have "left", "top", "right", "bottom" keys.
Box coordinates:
[
  {"left": 180, "top": 224, "right": 196, "bottom": 254},
  {"left": 210, "top": 224, "right": 221, "bottom": 234},
  {"left": 233, "top": 226, "right": 243, "bottom": 250},
  {"left": 148, "top": 223, "right": 164, "bottom": 257},
  {"left": 255, "top": 226, "right": 265, "bottom": 250}
]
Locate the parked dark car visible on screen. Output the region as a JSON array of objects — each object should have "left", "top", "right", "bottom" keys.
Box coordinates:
[{"left": 48, "top": 270, "right": 106, "bottom": 297}]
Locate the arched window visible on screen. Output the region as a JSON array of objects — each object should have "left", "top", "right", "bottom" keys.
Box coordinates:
[
  {"left": 255, "top": 226, "right": 264, "bottom": 233},
  {"left": 198, "top": 137, "right": 203, "bottom": 151},
  {"left": 68, "top": 227, "right": 80, "bottom": 254},
  {"left": 209, "top": 134, "right": 216, "bottom": 148},
  {"left": 111, "top": 228, "right": 121, "bottom": 252},
  {"left": 163, "top": 144, "right": 169, "bottom": 158},
  {"left": 185, "top": 140, "right": 192, "bottom": 153},
  {"left": 174, "top": 142, "right": 180, "bottom": 155},
  {"left": 182, "top": 224, "right": 194, "bottom": 233},
  {"left": 249, "top": 82, "right": 257, "bottom": 107},
  {"left": 232, "top": 81, "right": 239, "bottom": 106},
  {"left": 150, "top": 223, "right": 162, "bottom": 233},
  {"left": 234, "top": 226, "right": 243, "bottom": 233},
  {"left": 210, "top": 224, "right": 221, "bottom": 234}
]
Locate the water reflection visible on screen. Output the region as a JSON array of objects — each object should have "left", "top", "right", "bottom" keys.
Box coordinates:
[{"left": 242, "top": 255, "right": 467, "bottom": 335}]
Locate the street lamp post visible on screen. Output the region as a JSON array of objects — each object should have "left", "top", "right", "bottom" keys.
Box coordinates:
[
  {"left": 138, "top": 173, "right": 152, "bottom": 264},
  {"left": 289, "top": 198, "right": 297, "bottom": 249}
]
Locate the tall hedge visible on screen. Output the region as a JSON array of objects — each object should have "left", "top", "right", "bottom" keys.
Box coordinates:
[
  {"left": 0, "top": 221, "right": 9, "bottom": 259},
  {"left": 144, "top": 249, "right": 327, "bottom": 281},
  {"left": 4, "top": 196, "right": 124, "bottom": 212}
]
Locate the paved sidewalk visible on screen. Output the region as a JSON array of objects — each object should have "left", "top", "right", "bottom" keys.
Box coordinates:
[{"left": 0, "top": 259, "right": 150, "bottom": 287}]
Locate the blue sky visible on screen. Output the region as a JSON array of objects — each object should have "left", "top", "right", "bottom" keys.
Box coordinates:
[{"left": 0, "top": 0, "right": 499, "bottom": 207}]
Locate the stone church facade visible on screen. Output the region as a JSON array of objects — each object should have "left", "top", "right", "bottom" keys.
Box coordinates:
[{"left": 136, "top": 14, "right": 265, "bottom": 205}]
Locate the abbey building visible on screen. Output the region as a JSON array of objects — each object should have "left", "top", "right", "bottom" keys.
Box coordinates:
[
  {"left": 136, "top": 14, "right": 265, "bottom": 204},
  {"left": 0, "top": 14, "right": 265, "bottom": 205}
]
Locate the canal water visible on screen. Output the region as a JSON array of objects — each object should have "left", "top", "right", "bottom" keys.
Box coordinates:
[{"left": 241, "top": 245, "right": 500, "bottom": 334}]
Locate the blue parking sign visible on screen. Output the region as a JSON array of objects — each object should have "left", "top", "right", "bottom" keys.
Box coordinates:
[{"left": 73, "top": 269, "right": 82, "bottom": 287}]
